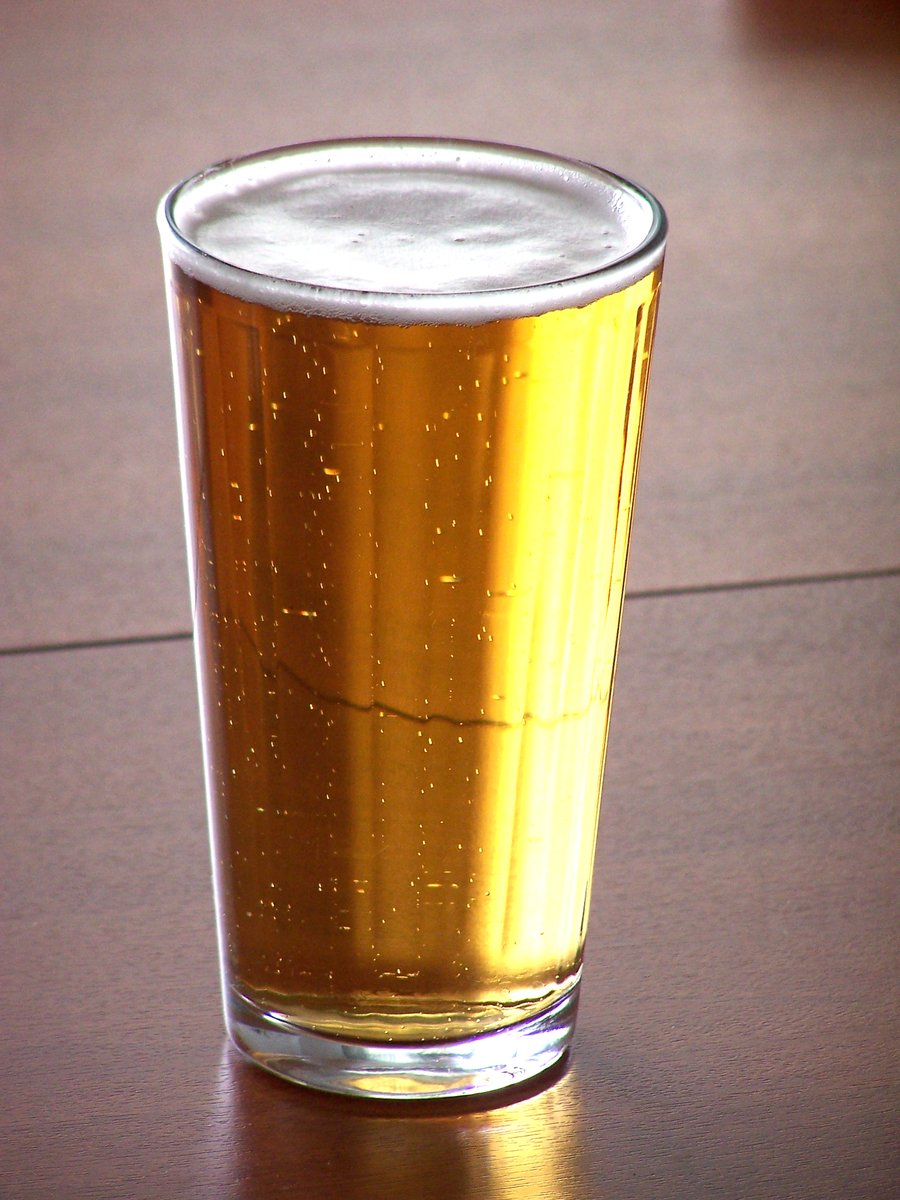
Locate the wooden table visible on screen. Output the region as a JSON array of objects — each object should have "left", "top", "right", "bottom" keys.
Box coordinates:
[{"left": 2, "top": 3, "right": 897, "bottom": 1197}]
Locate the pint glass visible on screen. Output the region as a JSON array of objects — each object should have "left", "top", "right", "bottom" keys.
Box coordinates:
[{"left": 158, "top": 139, "right": 666, "bottom": 1099}]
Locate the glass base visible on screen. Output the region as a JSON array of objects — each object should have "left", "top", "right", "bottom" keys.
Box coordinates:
[{"left": 226, "top": 984, "right": 579, "bottom": 1100}]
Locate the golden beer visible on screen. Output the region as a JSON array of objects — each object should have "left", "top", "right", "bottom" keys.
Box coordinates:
[{"left": 160, "top": 139, "right": 665, "bottom": 1095}]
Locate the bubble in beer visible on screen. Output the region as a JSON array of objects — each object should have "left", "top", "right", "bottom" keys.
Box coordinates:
[{"left": 160, "top": 138, "right": 665, "bottom": 1045}]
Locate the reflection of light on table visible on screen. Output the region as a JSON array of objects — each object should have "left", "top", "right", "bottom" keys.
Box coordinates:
[{"left": 208, "top": 1042, "right": 593, "bottom": 1200}]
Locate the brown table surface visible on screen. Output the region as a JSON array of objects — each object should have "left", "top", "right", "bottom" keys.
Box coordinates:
[{"left": 2, "top": 3, "right": 898, "bottom": 1198}]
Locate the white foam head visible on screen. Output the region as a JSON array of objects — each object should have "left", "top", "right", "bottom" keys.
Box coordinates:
[{"left": 159, "top": 139, "right": 666, "bottom": 324}]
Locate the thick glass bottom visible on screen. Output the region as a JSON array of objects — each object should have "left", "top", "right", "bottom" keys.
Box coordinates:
[{"left": 226, "top": 983, "right": 579, "bottom": 1100}]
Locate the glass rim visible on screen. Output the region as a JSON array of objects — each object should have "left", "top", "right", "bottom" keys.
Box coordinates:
[{"left": 158, "top": 136, "right": 667, "bottom": 325}]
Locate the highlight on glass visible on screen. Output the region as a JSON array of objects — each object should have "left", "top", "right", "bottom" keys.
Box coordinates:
[{"left": 158, "top": 138, "right": 666, "bottom": 1099}]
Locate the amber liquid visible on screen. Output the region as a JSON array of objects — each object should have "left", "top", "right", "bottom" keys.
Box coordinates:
[{"left": 169, "top": 265, "right": 661, "bottom": 1042}]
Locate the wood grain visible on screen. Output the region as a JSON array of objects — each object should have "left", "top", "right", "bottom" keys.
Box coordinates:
[
  {"left": 2, "top": 578, "right": 897, "bottom": 1198},
  {"left": 1, "top": 0, "right": 898, "bottom": 646},
  {"left": 1, "top": 2, "right": 897, "bottom": 1195}
]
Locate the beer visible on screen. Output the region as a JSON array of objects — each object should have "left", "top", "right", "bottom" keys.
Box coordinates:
[{"left": 160, "top": 140, "right": 665, "bottom": 1090}]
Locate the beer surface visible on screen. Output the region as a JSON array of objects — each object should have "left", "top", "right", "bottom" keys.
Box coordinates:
[
  {"left": 170, "top": 264, "right": 661, "bottom": 1041},
  {"left": 164, "top": 140, "right": 663, "bottom": 322}
]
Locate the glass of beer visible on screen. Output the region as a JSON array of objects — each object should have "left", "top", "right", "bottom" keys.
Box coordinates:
[{"left": 158, "top": 139, "right": 666, "bottom": 1099}]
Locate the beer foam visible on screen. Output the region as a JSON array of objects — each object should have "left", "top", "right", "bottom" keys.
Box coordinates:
[{"left": 160, "top": 139, "right": 666, "bottom": 324}]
